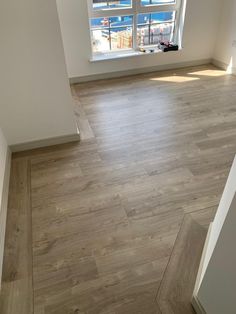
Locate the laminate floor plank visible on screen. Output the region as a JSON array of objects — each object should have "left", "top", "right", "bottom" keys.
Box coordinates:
[{"left": 0, "top": 158, "right": 33, "bottom": 314}]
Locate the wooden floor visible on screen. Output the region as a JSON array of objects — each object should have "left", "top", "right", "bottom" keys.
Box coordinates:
[{"left": 1, "top": 65, "right": 236, "bottom": 314}]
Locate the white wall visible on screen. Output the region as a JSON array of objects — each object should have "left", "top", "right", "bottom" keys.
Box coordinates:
[
  {"left": 213, "top": 0, "right": 236, "bottom": 73},
  {"left": 56, "top": 0, "right": 222, "bottom": 79},
  {"left": 0, "top": 0, "right": 78, "bottom": 147},
  {"left": 195, "top": 156, "right": 236, "bottom": 314}
]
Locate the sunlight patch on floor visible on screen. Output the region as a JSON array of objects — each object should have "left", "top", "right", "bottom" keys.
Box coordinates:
[
  {"left": 188, "top": 69, "right": 227, "bottom": 77},
  {"left": 150, "top": 75, "right": 200, "bottom": 83}
]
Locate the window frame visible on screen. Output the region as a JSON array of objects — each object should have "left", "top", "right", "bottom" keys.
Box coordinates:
[{"left": 88, "top": 0, "right": 183, "bottom": 57}]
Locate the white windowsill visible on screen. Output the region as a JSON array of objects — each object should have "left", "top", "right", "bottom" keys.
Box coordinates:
[{"left": 90, "top": 48, "right": 181, "bottom": 62}]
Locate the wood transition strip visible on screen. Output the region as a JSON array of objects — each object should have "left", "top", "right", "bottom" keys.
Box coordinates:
[{"left": 156, "top": 214, "right": 208, "bottom": 314}]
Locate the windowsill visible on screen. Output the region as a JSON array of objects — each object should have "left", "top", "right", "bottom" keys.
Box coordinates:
[{"left": 90, "top": 48, "right": 181, "bottom": 62}]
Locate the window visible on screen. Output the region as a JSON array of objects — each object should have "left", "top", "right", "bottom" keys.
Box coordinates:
[{"left": 88, "top": 0, "right": 184, "bottom": 57}]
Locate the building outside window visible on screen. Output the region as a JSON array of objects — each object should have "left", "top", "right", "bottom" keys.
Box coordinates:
[{"left": 88, "top": 0, "right": 185, "bottom": 57}]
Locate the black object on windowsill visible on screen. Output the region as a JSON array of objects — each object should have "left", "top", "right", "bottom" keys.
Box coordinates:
[{"left": 159, "top": 42, "right": 179, "bottom": 52}]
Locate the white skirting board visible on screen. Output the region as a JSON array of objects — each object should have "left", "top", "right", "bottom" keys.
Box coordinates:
[
  {"left": 10, "top": 131, "right": 80, "bottom": 153},
  {"left": 192, "top": 223, "right": 213, "bottom": 314},
  {"left": 192, "top": 295, "right": 207, "bottom": 314},
  {"left": 0, "top": 149, "right": 11, "bottom": 290},
  {"left": 212, "top": 58, "right": 236, "bottom": 75},
  {"left": 70, "top": 58, "right": 212, "bottom": 83}
]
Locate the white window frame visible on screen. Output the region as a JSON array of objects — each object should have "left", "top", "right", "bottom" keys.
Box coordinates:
[{"left": 88, "top": 0, "right": 184, "bottom": 58}]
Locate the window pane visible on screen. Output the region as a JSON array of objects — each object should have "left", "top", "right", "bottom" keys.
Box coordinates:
[
  {"left": 137, "top": 11, "right": 175, "bottom": 46},
  {"left": 141, "top": 0, "right": 175, "bottom": 6},
  {"left": 111, "top": 27, "right": 133, "bottom": 50},
  {"left": 91, "top": 16, "right": 133, "bottom": 52},
  {"left": 93, "top": 0, "right": 132, "bottom": 10},
  {"left": 91, "top": 17, "right": 109, "bottom": 29},
  {"left": 137, "top": 12, "right": 175, "bottom": 24}
]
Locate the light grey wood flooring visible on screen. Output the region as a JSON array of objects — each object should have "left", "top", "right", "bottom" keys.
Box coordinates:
[{"left": 1, "top": 65, "right": 236, "bottom": 314}]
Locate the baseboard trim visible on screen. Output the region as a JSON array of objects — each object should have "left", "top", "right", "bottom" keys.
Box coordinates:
[
  {"left": 0, "top": 148, "right": 12, "bottom": 290},
  {"left": 192, "top": 295, "right": 207, "bottom": 314},
  {"left": 191, "top": 223, "right": 213, "bottom": 314},
  {"left": 70, "top": 58, "right": 212, "bottom": 83},
  {"left": 212, "top": 58, "right": 236, "bottom": 75},
  {"left": 193, "top": 223, "right": 213, "bottom": 295},
  {"left": 10, "top": 131, "right": 80, "bottom": 153}
]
